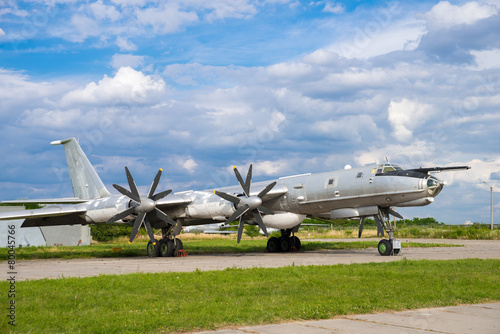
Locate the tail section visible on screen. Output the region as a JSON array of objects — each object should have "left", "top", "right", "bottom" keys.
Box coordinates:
[{"left": 51, "top": 138, "right": 111, "bottom": 200}]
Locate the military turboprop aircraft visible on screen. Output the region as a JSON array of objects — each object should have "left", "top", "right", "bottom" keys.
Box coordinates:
[{"left": 0, "top": 138, "right": 470, "bottom": 257}]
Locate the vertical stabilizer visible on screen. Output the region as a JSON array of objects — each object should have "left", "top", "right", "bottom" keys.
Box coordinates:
[{"left": 51, "top": 138, "right": 111, "bottom": 199}]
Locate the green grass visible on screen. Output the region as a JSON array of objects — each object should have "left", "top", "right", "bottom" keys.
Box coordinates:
[
  {"left": 1, "top": 259, "right": 498, "bottom": 333},
  {"left": 0, "top": 238, "right": 458, "bottom": 260}
]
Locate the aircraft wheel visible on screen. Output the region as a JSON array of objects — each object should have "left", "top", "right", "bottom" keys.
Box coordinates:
[
  {"left": 279, "top": 237, "right": 290, "bottom": 252},
  {"left": 267, "top": 237, "right": 280, "bottom": 253},
  {"left": 147, "top": 239, "right": 161, "bottom": 258},
  {"left": 159, "top": 239, "right": 174, "bottom": 257},
  {"left": 290, "top": 236, "right": 301, "bottom": 251},
  {"left": 173, "top": 238, "right": 184, "bottom": 257},
  {"left": 378, "top": 239, "right": 393, "bottom": 256}
]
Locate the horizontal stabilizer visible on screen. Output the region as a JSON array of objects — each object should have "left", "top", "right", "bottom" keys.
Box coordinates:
[
  {"left": 1, "top": 198, "right": 89, "bottom": 205},
  {"left": 0, "top": 204, "right": 87, "bottom": 221}
]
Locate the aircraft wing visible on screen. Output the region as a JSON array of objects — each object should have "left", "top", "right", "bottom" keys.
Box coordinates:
[
  {"left": 0, "top": 204, "right": 88, "bottom": 227},
  {"left": 155, "top": 193, "right": 193, "bottom": 208},
  {"left": 406, "top": 166, "right": 471, "bottom": 174},
  {"left": 212, "top": 182, "right": 288, "bottom": 201},
  {"left": 1, "top": 198, "right": 89, "bottom": 204}
]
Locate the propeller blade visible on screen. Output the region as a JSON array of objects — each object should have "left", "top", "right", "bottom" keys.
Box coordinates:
[
  {"left": 106, "top": 206, "right": 136, "bottom": 224},
  {"left": 244, "top": 164, "right": 252, "bottom": 196},
  {"left": 257, "top": 181, "right": 277, "bottom": 198},
  {"left": 358, "top": 217, "right": 365, "bottom": 238},
  {"left": 214, "top": 190, "right": 240, "bottom": 205},
  {"left": 143, "top": 216, "right": 156, "bottom": 243},
  {"left": 148, "top": 168, "right": 163, "bottom": 198},
  {"left": 152, "top": 189, "right": 172, "bottom": 202},
  {"left": 233, "top": 166, "right": 249, "bottom": 197},
  {"left": 129, "top": 211, "right": 146, "bottom": 243},
  {"left": 257, "top": 205, "right": 274, "bottom": 215},
  {"left": 252, "top": 209, "right": 268, "bottom": 238},
  {"left": 152, "top": 207, "right": 177, "bottom": 226},
  {"left": 237, "top": 216, "right": 245, "bottom": 243},
  {"left": 225, "top": 204, "right": 249, "bottom": 226},
  {"left": 113, "top": 184, "right": 141, "bottom": 203},
  {"left": 125, "top": 167, "right": 140, "bottom": 200}
]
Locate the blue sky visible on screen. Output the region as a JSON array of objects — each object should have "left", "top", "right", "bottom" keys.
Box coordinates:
[{"left": 1, "top": 0, "right": 499, "bottom": 224}]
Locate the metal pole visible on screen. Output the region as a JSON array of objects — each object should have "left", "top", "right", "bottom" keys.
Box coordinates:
[{"left": 483, "top": 181, "right": 493, "bottom": 230}]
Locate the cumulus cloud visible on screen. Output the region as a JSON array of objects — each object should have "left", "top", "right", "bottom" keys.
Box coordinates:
[
  {"left": 421, "top": 1, "right": 498, "bottom": 31},
  {"left": 387, "top": 99, "right": 433, "bottom": 142},
  {"left": 60, "top": 67, "right": 166, "bottom": 106}
]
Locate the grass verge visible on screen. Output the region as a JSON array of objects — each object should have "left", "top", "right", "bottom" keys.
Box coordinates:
[
  {"left": 1, "top": 259, "right": 498, "bottom": 333},
  {"left": 0, "top": 238, "right": 458, "bottom": 260}
]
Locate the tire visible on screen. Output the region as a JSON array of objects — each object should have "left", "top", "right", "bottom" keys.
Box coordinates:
[
  {"left": 279, "top": 237, "right": 290, "bottom": 252},
  {"left": 173, "top": 238, "right": 184, "bottom": 257},
  {"left": 290, "top": 236, "right": 301, "bottom": 251},
  {"left": 378, "top": 239, "right": 393, "bottom": 256},
  {"left": 159, "top": 239, "right": 174, "bottom": 257},
  {"left": 147, "top": 239, "right": 160, "bottom": 258},
  {"left": 267, "top": 237, "right": 280, "bottom": 253}
]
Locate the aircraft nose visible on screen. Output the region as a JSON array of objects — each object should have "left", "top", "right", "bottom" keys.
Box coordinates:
[{"left": 427, "top": 176, "right": 444, "bottom": 197}]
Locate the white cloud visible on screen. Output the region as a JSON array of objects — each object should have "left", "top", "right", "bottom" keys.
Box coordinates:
[
  {"left": 116, "top": 37, "right": 137, "bottom": 51},
  {"left": 90, "top": 0, "right": 121, "bottom": 21},
  {"left": 136, "top": 4, "right": 198, "bottom": 34},
  {"left": 110, "top": 54, "right": 145, "bottom": 69},
  {"left": 202, "top": 0, "right": 258, "bottom": 21},
  {"left": 421, "top": 1, "right": 498, "bottom": 31},
  {"left": 182, "top": 158, "right": 198, "bottom": 173},
  {"left": 323, "top": 2, "right": 345, "bottom": 14},
  {"left": 0, "top": 28, "right": 5, "bottom": 38},
  {"left": 253, "top": 160, "right": 289, "bottom": 176},
  {"left": 387, "top": 98, "right": 433, "bottom": 142},
  {"left": 67, "top": 14, "right": 100, "bottom": 42},
  {"left": 471, "top": 49, "right": 500, "bottom": 70},
  {"left": 61, "top": 67, "right": 166, "bottom": 106},
  {"left": 20, "top": 108, "right": 83, "bottom": 129}
]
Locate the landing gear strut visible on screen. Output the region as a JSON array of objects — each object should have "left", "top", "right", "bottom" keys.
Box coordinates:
[
  {"left": 266, "top": 228, "right": 301, "bottom": 253},
  {"left": 375, "top": 208, "right": 401, "bottom": 256},
  {"left": 147, "top": 221, "right": 187, "bottom": 258}
]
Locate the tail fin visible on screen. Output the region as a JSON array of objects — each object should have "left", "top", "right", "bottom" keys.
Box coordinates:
[{"left": 51, "top": 138, "right": 111, "bottom": 200}]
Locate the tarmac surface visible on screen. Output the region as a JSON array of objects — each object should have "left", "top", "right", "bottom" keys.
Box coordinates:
[
  {"left": 8, "top": 238, "right": 500, "bottom": 281},
  {"left": 4, "top": 238, "right": 500, "bottom": 333},
  {"left": 194, "top": 303, "right": 500, "bottom": 334}
]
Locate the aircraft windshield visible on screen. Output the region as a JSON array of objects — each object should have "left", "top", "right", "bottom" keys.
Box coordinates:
[{"left": 376, "top": 163, "right": 403, "bottom": 175}]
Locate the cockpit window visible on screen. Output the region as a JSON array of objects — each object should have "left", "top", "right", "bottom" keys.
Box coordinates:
[{"left": 376, "top": 163, "right": 403, "bottom": 175}]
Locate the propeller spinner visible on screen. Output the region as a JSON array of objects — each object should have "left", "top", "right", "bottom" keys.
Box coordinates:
[
  {"left": 107, "top": 167, "right": 176, "bottom": 244},
  {"left": 214, "top": 164, "right": 276, "bottom": 243}
]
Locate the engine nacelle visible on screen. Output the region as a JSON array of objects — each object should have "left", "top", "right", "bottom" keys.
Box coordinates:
[
  {"left": 262, "top": 212, "right": 306, "bottom": 229},
  {"left": 186, "top": 192, "right": 235, "bottom": 220}
]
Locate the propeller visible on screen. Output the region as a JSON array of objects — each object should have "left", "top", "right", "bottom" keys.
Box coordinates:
[
  {"left": 214, "top": 164, "right": 276, "bottom": 243},
  {"left": 107, "top": 167, "right": 176, "bottom": 244}
]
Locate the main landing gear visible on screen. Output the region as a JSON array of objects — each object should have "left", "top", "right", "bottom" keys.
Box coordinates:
[
  {"left": 375, "top": 208, "right": 401, "bottom": 256},
  {"left": 147, "top": 222, "right": 187, "bottom": 258},
  {"left": 266, "top": 229, "right": 301, "bottom": 253}
]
